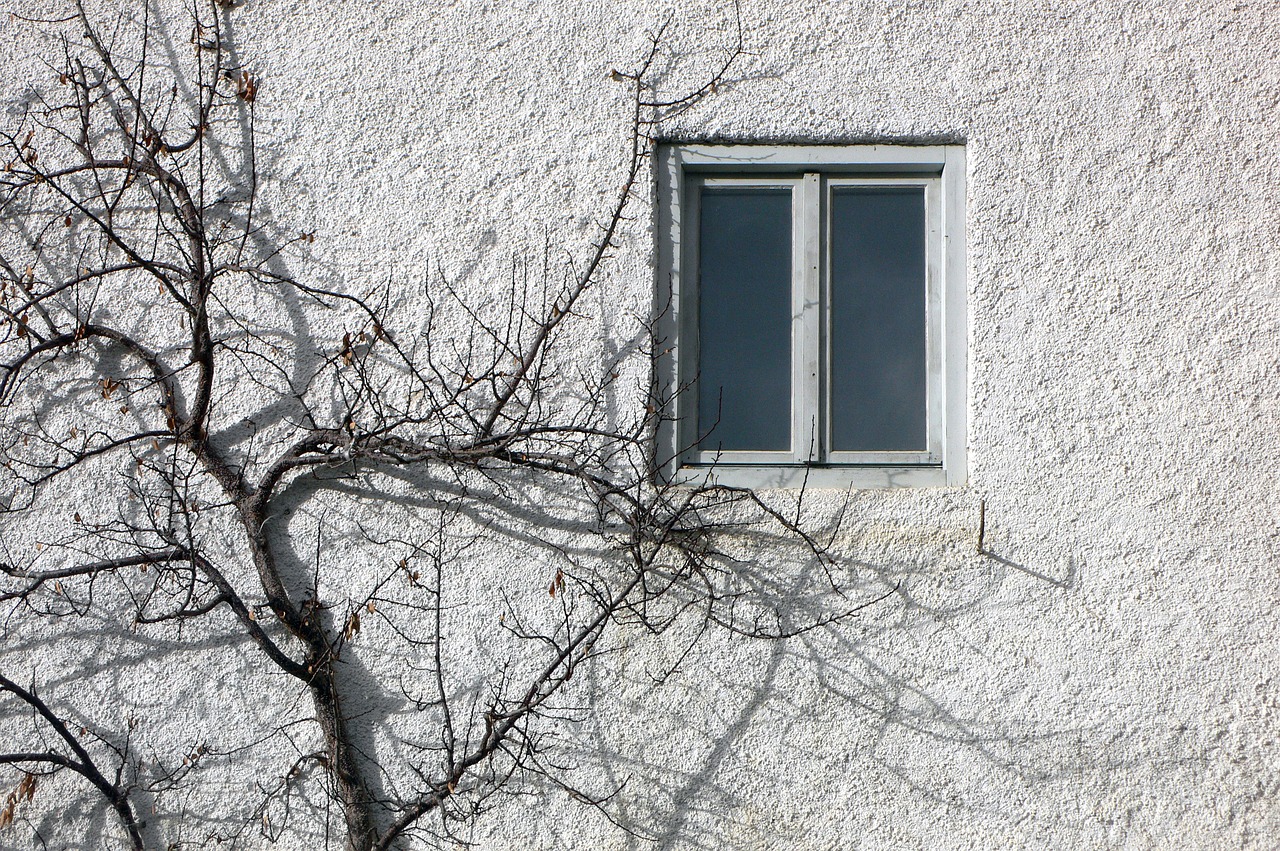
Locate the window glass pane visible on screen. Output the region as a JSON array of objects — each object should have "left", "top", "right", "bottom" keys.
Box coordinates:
[
  {"left": 830, "top": 187, "right": 927, "bottom": 452},
  {"left": 697, "top": 187, "right": 792, "bottom": 452}
]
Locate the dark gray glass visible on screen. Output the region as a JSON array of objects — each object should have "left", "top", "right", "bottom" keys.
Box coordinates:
[
  {"left": 696, "top": 187, "right": 792, "bottom": 452},
  {"left": 830, "top": 187, "right": 927, "bottom": 452}
]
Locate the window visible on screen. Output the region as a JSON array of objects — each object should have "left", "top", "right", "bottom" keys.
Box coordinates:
[{"left": 655, "top": 144, "right": 967, "bottom": 488}]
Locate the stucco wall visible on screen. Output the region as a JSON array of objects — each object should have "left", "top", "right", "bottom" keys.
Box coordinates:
[{"left": 3, "top": 0, "right": 1278, "bottom": 848}]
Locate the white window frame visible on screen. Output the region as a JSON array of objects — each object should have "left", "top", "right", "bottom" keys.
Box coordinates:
[{"left": 654, "top": 144, "right": 967, "bottom": 489}]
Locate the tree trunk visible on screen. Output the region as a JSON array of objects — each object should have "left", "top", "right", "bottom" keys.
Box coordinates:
[{"left": 311, "top": 662, "right": 378, "bottom": 851}]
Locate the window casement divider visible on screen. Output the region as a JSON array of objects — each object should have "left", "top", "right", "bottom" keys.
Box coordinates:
[{"left": 796, "top": 171, "right": 822, "bottom": 465}]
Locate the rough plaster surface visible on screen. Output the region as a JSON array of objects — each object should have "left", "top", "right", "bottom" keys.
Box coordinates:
[{"left": 2, "top": 0, "right": 1279, "bottom": 848}]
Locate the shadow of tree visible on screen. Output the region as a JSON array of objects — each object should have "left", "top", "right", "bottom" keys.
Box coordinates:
[{"left": 497, "top": 513, "right": 1108, "bottom": 850}]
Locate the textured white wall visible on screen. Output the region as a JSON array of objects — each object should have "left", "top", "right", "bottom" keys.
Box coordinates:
[{"left": 3, "top": 0, "right": 1278, "bottom": 848}]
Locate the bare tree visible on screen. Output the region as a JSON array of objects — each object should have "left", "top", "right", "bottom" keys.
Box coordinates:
[{"left": 0, "top": 2, "right": 877, "bottom": 848}]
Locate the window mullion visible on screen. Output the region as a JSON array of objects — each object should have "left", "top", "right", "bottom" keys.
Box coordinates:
[{"left": 794, "top": 172, "right": 822, "bottom": 464}]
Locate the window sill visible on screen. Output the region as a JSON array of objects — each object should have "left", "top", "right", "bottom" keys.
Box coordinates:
[{"left": 669, "top": 464, "right": 960, "bottom": 490}]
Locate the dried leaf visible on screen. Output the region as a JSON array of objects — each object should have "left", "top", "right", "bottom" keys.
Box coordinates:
[
  {"left": 236, "top": 71, "right": 257, "bottom": 103},
  {"left": 365, "top": 601, "right": 376, "bottom": 614}
]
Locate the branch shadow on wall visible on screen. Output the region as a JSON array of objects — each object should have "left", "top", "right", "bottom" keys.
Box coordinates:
[{"left": 514, "top": 529, "right": 1122, "bottom": 850}]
